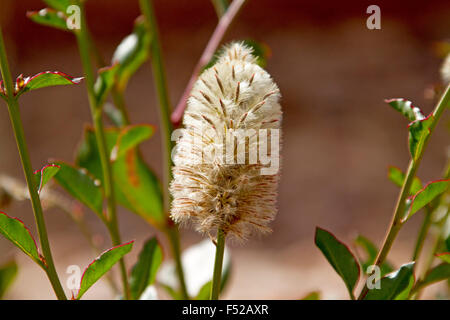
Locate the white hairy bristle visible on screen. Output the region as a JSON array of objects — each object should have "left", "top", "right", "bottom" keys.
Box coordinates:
[{"left": 170, "top": 42, "right": 282, "bottom": 241}]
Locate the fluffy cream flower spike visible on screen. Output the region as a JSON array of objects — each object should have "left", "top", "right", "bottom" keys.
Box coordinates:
[{"left": 170, "top": 42, "right": 282, "bottom": 241}]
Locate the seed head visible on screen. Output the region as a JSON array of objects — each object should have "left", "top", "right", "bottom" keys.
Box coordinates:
[{"left": 170, "top": 42, "right": 282, "bottom": 241}]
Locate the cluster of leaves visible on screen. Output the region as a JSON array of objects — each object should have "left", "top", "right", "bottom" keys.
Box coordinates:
[{"left": 314, "top": 98, "right": 449, "bottom": 300}]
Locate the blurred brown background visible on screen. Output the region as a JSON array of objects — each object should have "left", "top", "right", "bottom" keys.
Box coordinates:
[{"left": 0, "top": 0, "right": 449, "bottom": 299}]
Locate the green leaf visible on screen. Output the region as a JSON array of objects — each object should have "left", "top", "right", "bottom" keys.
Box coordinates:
[
  {"left": 446, "top": 235, "right": 450, "bottom": 252},
  {"left": 204, "top": 40, "right": 271, "bottom": 71},
  {"left": 387, "top": 166, "right": 422, "bottom": 195},
  {"left": 76, "top": 127, "right": 164, "bottom": 227},
  {"left": 315, "top": 227, "right": 360, "bottom": 298},
  {"left": 112, "top": 16, "right": 151, "bottom": 92},
  {"left": 77, "top": 241, "right": 134, "bottom": 299},
  {"left": 53, "top": 161, "right": 104, "bottom": 219},
  {"left": 130, "top": 237, "right": 163, "bottom": 300},
  {"left": 408, "top": 115, "right": 434, "bottom": 161},
  {"left": 195, "top": 262, "right": 231, "bottom": 300},
  {"left": 394, "top": 273, "right": 415, "bottom": 300},
  {"left": 0, "top": 212, "right": 41, "bottom": 265},
  {"left": 94, "top": 65, "right": 119, "bottom": 106},
  {"left": 43, "top": 0, "right": 71, "bottom": 12},
  {"left": 385, "top": 99, "right": 424, "bottom": 122},
  {"left": 363, "top": 262, "right": 415, "bottom": 300},
  {"left": 404, "top": 180, "right": 449, "bottom": 220},
  {"left": 111, "top": 125, "right": 155, "bottom": 161},
  {"left": 300, "top": 291, "right": 321, "bottom": 300},
  {"left": 354, "top": 235, "right": 394, "bottom": 276},
  {"left": 436, "top": 253, "right": 450, "bottom": 264},
  {"left": 15, "top": 71, "right": 83, "bottom": 98},
  {"left": 26, "top": 9, "right": 68, "bottom": 31},
  {"left": 33, "top": 164, "right": 60, "bottom": 194},
  {"left": 415, "top": 263, "right": 450, "bottom": 291},
  {"left": 0, "top": 260, "right": 18, "bottom": 299}
]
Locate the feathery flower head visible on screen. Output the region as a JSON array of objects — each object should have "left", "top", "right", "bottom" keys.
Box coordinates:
[{"left": 170, "top": 42, "right": 282, "bottom": 241}]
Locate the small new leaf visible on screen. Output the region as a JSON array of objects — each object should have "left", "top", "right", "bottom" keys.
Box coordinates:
[
  {"left": 27, "top": 9, "right": 68, "bottom": 31},
  {"left": 315, "top": 227, "right": 360, "bottom": 299},
  {"left": 387, "top": 166, "right": 422, "bottom": 195},
  {"left": 15, "top": 71, "right": 83, "bottom": 98},
  {"left": 94, "top": 65, "right": 119, "bottom": 106},
  {"left": 33, "top": 164, "right": 60, "bottom": 194},
  {"left": 77, "top": 241, "right": 134, "bottom": 299}
]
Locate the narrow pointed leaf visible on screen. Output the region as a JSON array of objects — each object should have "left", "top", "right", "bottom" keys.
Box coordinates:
[
  {"left": 111, "top": 125, "right": 154, "bottom": 161},
  {"left": 404, "top": 180, "right": 449, "bottom": 220},
  {"left": 363, "top": 262, "right": 415, "bottom": 300},
  {"left": 94, "top": 65, "right": 119, "bottom": 106},
  {"left": 354, "top": 235, "right": 394, "bottom": 276},
  {"left": 43, "top": 0, "right": 71, "bottom": 12},
  {"left": 387, "top": 166, "right": 422, "bottom": 195},
  {"left": 436, "top": 253, "right": 450, "bottom": 264},
  {"left": 408, "top": 115, "right": 434, "bottom": 161},
  {"left": 53, "top": 161, "right": 104, "bottom": 219},
  {"left": 15, "top": 71, "right": 83, "bottom": 98},
  {"left": 77, "top": 241, "right": 134, "bottom": 299},
  {"left": 33, "top": 164, "right": 60, "bottom": 194},
  {"left": 315, "top": 227, "right": 360, "bottom": 298},
  {"left": 129, "top": 237, "right": 163, "bottom": 300},
  {"left": 0, "top": 212, "right": 41, "bottom": 265},
  {"left": 385, "top": 99, "right": 424, "bottom": 122},
  {"left": 0, "top": 260, "right": 18, "bottom": 299},
  {"left": 112, "top": 16, "right": 151, "bottom": 92},
  {"left": 414, "top": 263, "right": 450, "bottom": 292},
  {"left": 27, "top": 9, "right": 68, "bottom": 31}
]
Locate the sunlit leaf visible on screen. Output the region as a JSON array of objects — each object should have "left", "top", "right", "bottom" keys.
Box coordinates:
[
  {"left": 94, "top": 65, "right": 119, "bottom": 106},
  {"left": 130, "top": 237, "right": 163, "bottom": 300},
  {"left": 26, "top": 8, "right": 68, "bottom": 31},
  {"left": 0, "top": 260, "right": 18, "bottom": 299},
  {"left": 43, "top": 0, "right": 71, "bottom": 12},
  {"left": 314, "top": 227, "right": 360, "bottom": 299},
  {"left": 0, "top": 212, "right": 41, "bottom": 266},
  {"left": 385, "top": 99, "right": 424, "bottom": 122},
  {"left": 363, "top": 262, "right": 415, "bottom": 300},
  {"left": 111, "top": 125, "right": 154, "bottom": 161},
  {"left": 76, "top": 127, "right": 164, "bottom": 227},
  {"left": 354, "top": 235, "right": 394, "bottom": 276},
  {"left": 300, "top": 291, "right": 321, "bottom": 300},
  {"left": 112, "top": 16, "right": 151, "bottom": 92},
  {"left": 387, "top": 166, "right": 422, "bottom": 195},
  {"left": 53, "top": 161, "right": 104, "bottom": 220},
  {"left": 404, "top": 180, "right": 449, "bottom": 221},
  {"left": 33, "top": 164, "right": 60, "bottom": 194},
  {"left": 77, "top": 241, "right": 134, "bottom": 299},
  {"left": 15, "top": 71, "right": 83, "bottom": 98}
]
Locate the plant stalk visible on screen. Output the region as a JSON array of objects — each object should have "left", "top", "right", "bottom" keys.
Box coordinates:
[
  {"left": 74, "top": 2, "right": 130, "bottom": 299},
  {"left": 358, "top": 84, "right": 450, "bottom": 300},
  {"left": 210, "top": 229, "right": 226, "bottom": 300},
  {"left": 0, "top": 28, "right": 66, "bottom": 300},
  {"left": 139, "top": 0, "right": 189, "bottom": 300}
]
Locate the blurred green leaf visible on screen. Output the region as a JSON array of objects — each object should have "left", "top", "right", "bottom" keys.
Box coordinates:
[
  {"left": 94, "top": 65, "right": 119, "bottom": 106},
  {"left": 53, "top": 161, "right": 104, "bottom": 220},
  {"left": 204, "top": 40, "right": 271, "bottom": 71},
  {"left": 77, "top": 241, "right": 134, "bottom": 299},
  {"left": 414, "top": 263, "right": 450, "bottom": 293},
  {"left": 446, "top": 235, "right": 450, "bottom": 252},
  {"left": 33, "top": 164, "right": 60, "bottom": 194},
  {"left": 363, "top": 262, "right": 415, "bottom": 300},
  {"left": 0, "top": 212, "right": 41, "bottom": 265},
  {"left": 26, "top": 9, "right": 68, "bottom": 31},
  {"left": 130, "top": 237, "right": 163, "bottom": 300},
  {"left": 354, "top": 235, "right": 394, "bottom": 276},
  {"left": 300, "top": 291, "right": 321, "bottom": 300},
  {"left": 15, "top": 71, "right": 83, "bottom": 98},
  {"left": 404, "top": 180, "right": 449, "bottom": 221},
  {"left": 394, "top": 272, "right": 415, "bottom": 300},
  {"left": 76, "top": 127, "right": 164, "bottom": 227},
  {"left": 43, "top": 0, "right": 71, "bottom": 12},
  {"left": 387, "top": 166, "right": 422, "bottom": 195},
  {"left": 0, "top": 260, "right": 18, "bottom": 299},
  {"left": 112, "top": 16, "right": 151, "bottom": 92},
  {"left": 111, "top": 125, "right": 154, "bottom": 161},
  {"left": 315, "top": 227, "right": 360, "bottom": 298},
  {"left": 195, "top": 261, "right": 231, "bottom": 300},
  {"left": 436, "top": 253, "right": 450, "bottom": 264}
]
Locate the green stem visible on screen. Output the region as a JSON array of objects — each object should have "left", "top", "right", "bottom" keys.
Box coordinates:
[
  {"left": 74, "top": 1, "right": 130, "bottom": 299},
  {"left": 0, "top": 28, "right": 66, "bottom": 300},
  {"left": 210, "top": 229, "right": 226, "bottom": 300},
  {"left": 358, "top": 84, "right": 450, "bottom": 300},
  {"left": 139, "top": 0, "right": 188, "bottom": 300}
]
